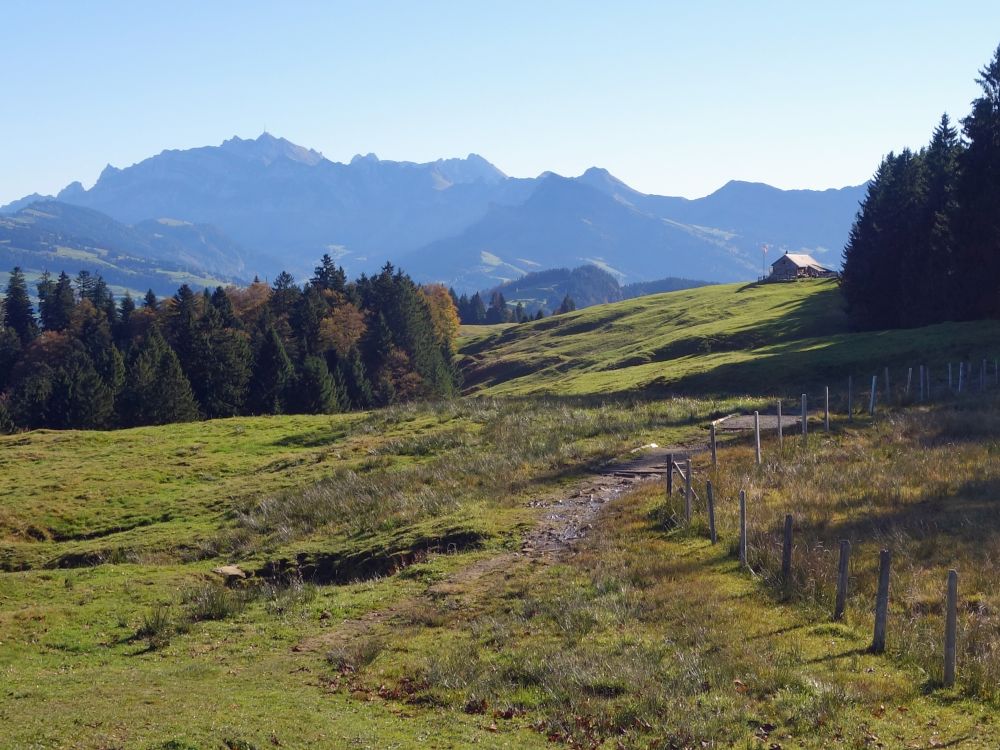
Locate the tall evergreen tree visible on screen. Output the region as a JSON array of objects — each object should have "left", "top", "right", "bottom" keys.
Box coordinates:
[
  {"left": 956, "top": 44, "right": 1000, "bottom": 319},
  {"left": 311, "top": 255, "right": 347, "bottom": 292},
  {"left": 120, "top": 328, "right": 199, "bottom": 426},
  {"left": 246, "top": 320, "right": 294, "bottom": 414},
  {"left": 47, "top": 346, "right": 115, "bottom": 429},
  {"left": 187, "top": 306, "right": 252, "bottom": 418},
  {"left": 4, "top": 268, "right": 37, "bottom": 344},
  {"left": 290, "top": 355, "right": 343, "bottom": 414}
]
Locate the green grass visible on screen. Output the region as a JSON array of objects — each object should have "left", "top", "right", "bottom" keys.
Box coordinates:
[
  {"left": 461, "top": 278, "right": 1000, "bottom": 397},
  {"left": 4, "top": 278, "right": 1000, "bottom": 747}
]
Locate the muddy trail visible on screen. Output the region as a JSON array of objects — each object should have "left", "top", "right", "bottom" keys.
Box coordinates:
[{"left": 296, "top": 446, "right": 696, "bottom": 654}]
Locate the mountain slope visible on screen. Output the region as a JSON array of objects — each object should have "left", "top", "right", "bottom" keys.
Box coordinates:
[
  {"left": 459, "top": 278, "right": 998, "bottom": 398},
  {"left": 4, "top": 133, "right": 866, "bottom": 288},
  {"left": 406, "top": 175, "right": 760, "bottom": 289},
  {"left": 0, "top": 201, "right": 245, "bottom": 294}
]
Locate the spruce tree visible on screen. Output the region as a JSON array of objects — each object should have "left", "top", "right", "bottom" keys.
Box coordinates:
[
  {"left": 120, "top": 328, "right": 199, "bottom": 426},
  {"left": 188, "top": 307, "right": 251, "bottom": 418},
  {"left": 246, "top": 320, "right": 294, "bottom": 414},
  {"left": 291, "top": 356, "right": 342, "bottom": 414},
  {"left": 4, "top": 268, "right": 37, "bottom": 344},
  {"left": 48, "top": 347, "right": 115, "bottom": 429},
  {"left": 956, "top": 44, "right": 1000, "bottom": 319}
]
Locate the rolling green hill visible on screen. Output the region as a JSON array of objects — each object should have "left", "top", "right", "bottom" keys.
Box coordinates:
[{"left": 460, "top": 278, "right": 1000, "bottom": 397}]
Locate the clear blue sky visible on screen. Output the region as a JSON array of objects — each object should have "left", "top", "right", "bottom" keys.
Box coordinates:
[{"left": 2, "top": 1, "right": 999, "bottom": 205}]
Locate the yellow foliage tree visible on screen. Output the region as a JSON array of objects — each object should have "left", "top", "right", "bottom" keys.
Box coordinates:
[{"left": 419, "top": 283, "right": 460, "bottom": 348}]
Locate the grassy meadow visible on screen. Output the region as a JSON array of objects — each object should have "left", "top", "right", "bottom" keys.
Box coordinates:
[{"left": 2, "top": 278, "right": 1000, "bottom": 748}]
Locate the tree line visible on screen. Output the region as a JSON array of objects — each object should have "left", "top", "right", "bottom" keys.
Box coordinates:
[
  {"left": 450, "top": 289, "right": 575, "bottom": 324},
  {"left": 841, "top": 45, "right": 1000, "bottom": 329},
  {"left": 0, "top": 257, "right": 460, "bottom": 432}
]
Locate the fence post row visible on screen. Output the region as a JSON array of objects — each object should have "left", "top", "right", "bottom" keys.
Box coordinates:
[
  {"left": 872, "top": 549, "right": 892, "bottom": 654},
  {"left": 944, "top": 569, "right": 958, "bottom": 688},
  {"left": 834, "top": 539, "right": 850, "bottom": 621}
]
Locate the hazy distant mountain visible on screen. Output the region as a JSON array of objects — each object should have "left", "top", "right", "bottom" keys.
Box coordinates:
[
  {"left": 2, "top": 133, "right": 866, "bottom": 290},
  {"left": 483, "top": 265, "right": 711, "bottom": 315},
  {"left": 0, "top": 201, "right": 246, "bottom": 294}
]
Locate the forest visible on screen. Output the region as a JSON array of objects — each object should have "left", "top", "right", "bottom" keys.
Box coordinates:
[
  {"left": 841, "top": 45, "right": 1000, "bottom": 329},
  {"left": 0, "top": 257, "right": 460, "bottom": 431}
]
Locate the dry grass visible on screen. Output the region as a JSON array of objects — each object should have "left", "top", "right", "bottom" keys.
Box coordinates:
[{"left": 688, "top": 394, "right": 1000, "bottom": 699}]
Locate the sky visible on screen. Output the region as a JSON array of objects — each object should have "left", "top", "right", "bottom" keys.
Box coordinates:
[{"left": 1, "top": 1, "right": 999, "bottom": 205}]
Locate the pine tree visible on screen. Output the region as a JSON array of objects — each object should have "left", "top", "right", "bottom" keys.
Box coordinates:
[
  {"left": 4, "top": 268, "right": 37, "bottom": 344},
  {"left": 291, "top": 355, "right": 343, "bottom": 414},
  {"left": 469, "top": 292, "right": 487, "bottom": 324},
  {"left": 120, "top": 328, "right": 199, "bottom": 426},
  {"left": 956, "top": 44, "right": 1000, "bottom": 319},
  {"left": 210, "top": 286, "right": 238, "bottom": 328},
  {"left": 555, "top": 295, "right": 577, "bottom": 314},
  {"left": 485, "top": 291, "right": 509, "bottom": 324},
  {"left": 48, "top": 346, "right": 115, "bottom": 429},
  {"left": 534, "top": 309, "right": 545, "bottom": 320},
  {"left": 246, "top": 320, "right": 294, "bottom": 414},
  {"left": 337, "top": 347, "right": 373, "bottom": 409},
  {"left": 0, "top": 326, "right": 20, "bottom": 392},
  {"left": 312, "top": 255, "right": 347, "bottom": 292},
  {"left": 143, "top": 289, "right": 158, "bottom": 310},
  {"left": 188, "top": 306, "right": 251, "bottom": 418}
]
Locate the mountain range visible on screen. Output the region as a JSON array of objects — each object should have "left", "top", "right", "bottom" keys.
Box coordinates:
[{"left": 0, "top": 133, "right": 867, "bottom": 293}]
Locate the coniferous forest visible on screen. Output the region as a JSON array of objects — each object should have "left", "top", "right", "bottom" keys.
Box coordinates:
[
  {"left": 841, "top": 46, "right": 1000, "bottom": 329},
  {"left": 0, "top": 257, "right": 460, "bottom": 431}
]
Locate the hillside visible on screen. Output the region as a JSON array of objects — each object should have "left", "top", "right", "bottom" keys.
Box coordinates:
[
  {"left": 3, "top": 133, "right": 865, "bottom": 289},
  {"left": 460, "top": 278, "right": 1000, "bottom": 397},
  {"left": 480, "top": 264, "right": 711, "bottom": 316},
  {"left": 0, "top": 200, "right": 246, "bottom": 295},
  {"left": 4, "top": 273, "right": 1000, "bottom": 748}
]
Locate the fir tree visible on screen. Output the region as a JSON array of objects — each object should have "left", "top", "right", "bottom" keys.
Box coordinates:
[
  {"left": 956, "top": 44, "right": 1000, "bottom": 319},
  {"left": 246, "top": 320, "right": 294, "bottom": 414},
  {"left": 188, "top": 307, "right": 251, "bottom": 418},
  {"left": 4, "top": 268, "right": 37, "bottom": 344},
  {"left": 143, "top": 289, "right": 158, "bottom": 310},
  {"left": 120, "top": 328, "right": 199, "bottom": 426},
  {"left": 555, "top": 295, "right": 577, "bottom": 314},
  {"left": 312, "top": 255, "right": 347, "bottom": 292},
  {"left": 291, "top": 355, "right": 343, "bottom": 414},
  {"left": 48, "top": 346, "right": 115, "bottom": 429}
]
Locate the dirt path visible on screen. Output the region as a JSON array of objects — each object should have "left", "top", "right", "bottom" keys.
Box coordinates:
[{"left": 297, "top": 447, "right": 691, "bottom": 653}]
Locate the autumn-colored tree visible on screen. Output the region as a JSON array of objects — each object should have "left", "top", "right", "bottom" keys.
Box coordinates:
[
  {"left": 319, "top": 302, "right": 367, "bottom": 356},
  {"left": 419, "top": 283, "right": 461, "bottom": 349}
]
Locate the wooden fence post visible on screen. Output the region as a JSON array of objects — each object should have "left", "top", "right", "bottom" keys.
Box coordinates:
[
  {"left": 869, "top": 375, "right": 877, "bottom": 417},
  {"left": 834, "top": 539, "right": 851, "bottom": 621},
  {"left": 905, "top": 367, "right": 912, "bottom": 397},
  {"left": 919, "top": 365, "right": 925, "bottom": 402},
  {"left": 754, "top": 411, "right": 762, "bottom": 465},
  {"left": 884, "top": 366, "right": 890, "bottom": 403},
  {"left": 982, "top": 359, "right": 987, "bottom": 392},
  {"left": 706, "top": 480, "right": 717, "bottom": 544},
  {"left": 801, "top": 393, "right": 808, "bottom": 446},
  {"left": 848, "top": 375, "right": 853, "bottom": 423},
  {"left": 684, "top": 457, "right": 692, "bottom": 522},
  {"left": 824, "top": 386, "right": 830, "bottom": 432},
  {"left": 738, "top": 490, "right": 747, "bottom": 567},
  {"left": 777, "top": 399, "right": 783, "bottom": 448},
  {"left": 666, "top": 453, "right": 673, "bottom": 497},
  {"left": 872, "top": 549, "right": 892, "bottom": 653},
  {"left": 948, "top": 362, "right": 953, "bottom": 392},
  {"left": 995, "top": 358, "right": 998, "bottom": 387},
  {"left": 925, "top": 365, "right": 930, "bottom": 401},
  {"left": 781, "top": 514, "right": 793, "bottom": 585},
  {"left": 944, "top": 569, "right": 958, "bottom": 688},
  {"left": 710, "top": 423, "right": 717, "bottom": 469},
  {"left": 958, "top": 362, "right": 964, "bottom": 393}
]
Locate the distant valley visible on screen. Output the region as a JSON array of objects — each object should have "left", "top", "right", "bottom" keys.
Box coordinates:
[{"left": 1, "top": 133, "right": 866, "bottom": 293}]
